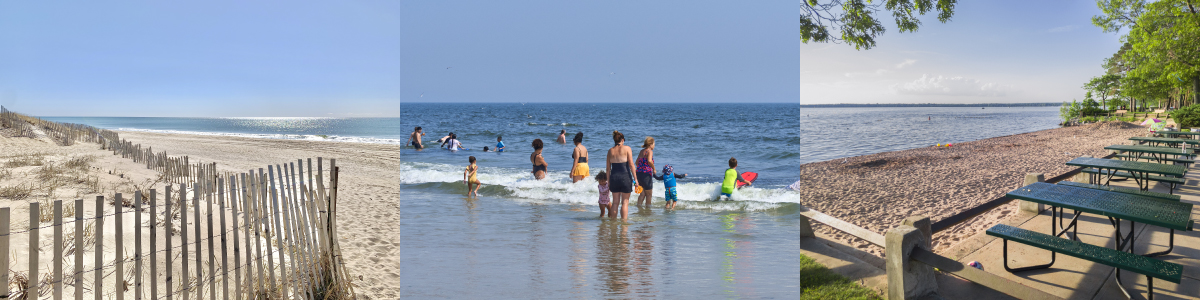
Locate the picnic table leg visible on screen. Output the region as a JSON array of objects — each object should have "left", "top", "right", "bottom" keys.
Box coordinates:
[
  {"left": 1140, "top": 228, "right": 1175, "bottom": 257},
  {"left": 1114, "top": 268, "right": 1157, "bottom": 300}
]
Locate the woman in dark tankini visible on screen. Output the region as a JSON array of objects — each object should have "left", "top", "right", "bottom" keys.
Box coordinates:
[
  {"left": 531, "top": 139, "right": 548, "bottom": 180},
  {"left": 605, "top": 130, "right": 637, "bottom": 219}
]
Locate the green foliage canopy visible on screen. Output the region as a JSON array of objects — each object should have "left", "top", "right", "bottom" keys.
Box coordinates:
[
  {"left": 801, "top": 0, "right": 957, "bottom": 50},
  {"left": 1170, "top": 104, "right": 1200, "bottom": 128},
  {"left": 1093, "top": 0, "right": 1200, "bottom": 103}
]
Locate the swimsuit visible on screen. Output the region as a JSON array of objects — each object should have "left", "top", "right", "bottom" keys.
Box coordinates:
[
  {"left": 532, "top": 154, "right": 547, "bottom": 177},
  {"left": 665, "top": 187, "right": 678, "bottom": 202},
  {"left": 467, "top": 165, "right": 480, "bottom": 184},
  {"left": 598, "top": 183, "right": 611, "bottom": 205},
  {"left": 654, "top": 172, "right": 684, "bottom": 202},
  {"left": 571, "top": 154, "right": 589, "bottom": 177},
  {"left": 411, "top": 141, "right": 423, "bottom": 149},
  {"left": 496, "top": 141, "right": 505, "bottom": 152},
  {"left": 608, "top": 162, "right": 633, "bottom": 193},
  {"left": 635, "top": 156, "right": 654, "bottom": 190}
]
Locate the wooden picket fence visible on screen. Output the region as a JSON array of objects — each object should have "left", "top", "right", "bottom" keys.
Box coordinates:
[
  {"left": 1, "top": 107, "right": 356, "bottom": 299},
  {"left": 0, "top": 158, "right": 351, "bottom": 300}
]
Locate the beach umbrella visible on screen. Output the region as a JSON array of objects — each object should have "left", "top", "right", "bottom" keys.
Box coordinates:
[
  {"left": 1143, "top": 118, "right": 1166, "bottom": 131},
  {"left": 1141, "top": 118, "right": 1162, "bottom": 126}
]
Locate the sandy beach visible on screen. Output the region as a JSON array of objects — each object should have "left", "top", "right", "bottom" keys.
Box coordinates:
[
  {"left": 796, "top": 121, "right": 1149, "bottom": 256},
  {"left": 112, "top": 131, "right": 401, "bottom": 298}
]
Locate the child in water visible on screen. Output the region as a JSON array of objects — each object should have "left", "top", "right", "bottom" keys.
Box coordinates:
[
  {"left": 654, "top": 164, "right": 686, "bottom": 209},
  {"left": 596, "top": 171, "right": 611, "bottom": 217},
  {"left": 496, "top": 136, "right": 505, "bottom": 152},
  {"left": 720, "top": 157, "right": 749, "bottom": 201},
  {"left": 463, "top": 156, "right": 481, "bottom": 197}
]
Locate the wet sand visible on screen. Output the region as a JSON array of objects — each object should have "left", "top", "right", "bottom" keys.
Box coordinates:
[{"left": 795, "top": 121, "right": 1148, "bottom": 256}]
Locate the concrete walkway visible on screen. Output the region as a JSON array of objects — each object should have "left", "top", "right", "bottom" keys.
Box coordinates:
[{"left": 803, "top": 160, "right": 1200, "bottom": 299}]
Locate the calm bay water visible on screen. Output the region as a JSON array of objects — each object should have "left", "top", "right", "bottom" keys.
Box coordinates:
[
  {"left": 798, "top": 106, "right": 1062, "bottom": 164},
  {"left": 400, "top": 103, "right": 801, "bottom": 298},
  {"left": 41, "top": 117, "right": 405, "bottom": 144}
]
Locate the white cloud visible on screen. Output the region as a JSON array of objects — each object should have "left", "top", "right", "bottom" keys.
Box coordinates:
[
  {"left": 891, "top": 74, "right": 1012, "bottom": 97},
  {"left": 895, "top": 59, "right": 917, "bottom": 69},
  {"left": 844, "top": 69, "right": 890, "bottom": 78},
  {"left": 1048, "top": 25, "right": 1077, "bottom": 33}
]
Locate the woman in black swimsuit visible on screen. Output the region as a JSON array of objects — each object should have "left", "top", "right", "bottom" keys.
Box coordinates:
[
  {"left": 531, "top": 139, "right": 548, "bottom": 180},
  {"left": 606, "top": 130, "right": 637, "bottom": 219}
]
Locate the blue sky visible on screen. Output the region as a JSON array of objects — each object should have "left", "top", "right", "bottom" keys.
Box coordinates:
[
  {"left": 0, "top": 1, "right": 401, "bottom": 117},
  {"left": 801, "top": 0, "right": 1126, "bottom": 104},
  {"left": 400, "top": 1, "right": 800, "bottom": 103}
]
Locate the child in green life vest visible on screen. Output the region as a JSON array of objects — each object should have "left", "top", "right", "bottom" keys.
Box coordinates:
[{"left": 720, "top": 157, "right": 749, "bottom": 201}]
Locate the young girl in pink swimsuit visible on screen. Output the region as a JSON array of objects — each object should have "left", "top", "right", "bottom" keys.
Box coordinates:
[{"left": 596, "top": 171, "right": 611, "bottom": 218}]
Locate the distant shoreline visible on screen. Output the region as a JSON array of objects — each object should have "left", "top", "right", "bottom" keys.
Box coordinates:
[{"left": 801, "top": 103, "right": 1061, "bottom": 108}]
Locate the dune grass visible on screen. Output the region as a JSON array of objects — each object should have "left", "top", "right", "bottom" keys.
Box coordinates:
[{"left": 800, "top": 253, "right": 882, "bottom": 300}]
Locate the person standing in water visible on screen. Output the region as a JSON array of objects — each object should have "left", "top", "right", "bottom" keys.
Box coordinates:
[
  {"left": 530, "top": 139, "right": 548, "bottom": 180},
  {"left": 634, "top": 137, "right": 656, "bottom": 207},
  {"left": 557, "top": 129, "right": 567, "bottom": 144},
  {"left": 463, "top": 156, "right": 481, "bottom": 197},
  {"left": 606, "top": 130, "right": 637, "bottom": 219},
  {"left": 407, "top": 126, "right": 425, "bottom": 149},
  {"left": 495, "top": 136, "right": 505, "bottom": 152},
  {"left": 570, "top": 132, "right": 589, "bottom": 183}
]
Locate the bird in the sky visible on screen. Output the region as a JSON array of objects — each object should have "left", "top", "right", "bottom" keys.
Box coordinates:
[
  {"left": 609, "top": 72, "right": 615, "bottom": 75},
  {"left": 446, "top": 67, "right": 452, "bottom": 69},
  {"left": 419, "top": 93, "right": 424, "bottom": 98}
]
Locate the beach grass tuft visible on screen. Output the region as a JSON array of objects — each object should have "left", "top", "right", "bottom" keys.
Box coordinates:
[
  {"left": 0, "top": 184, "right": 35, "bottom": 200},
  {"left": 4, "top": 153, "right": 45, "bottom": 168},
  {"left": 800, "top": 254, "right": 882, "bottom": 300}
]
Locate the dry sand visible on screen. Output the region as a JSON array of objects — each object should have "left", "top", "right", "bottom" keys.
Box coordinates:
[
  {"left": 796, "top": 121, "right": 1150, "bottom": 256},
  {"left": 113, "top": 131, "right": 401, "bottom": 299},
  {"left": 2, "top": 126, "right": 399, "bottom": 298}
]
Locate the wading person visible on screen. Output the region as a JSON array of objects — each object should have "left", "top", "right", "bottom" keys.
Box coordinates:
[
  {"left": 531, "top": 139, "right": 548, "bottom": 180},
  {"left": 606, "top": 130, "right": 637, "bottom": 219},
  {"left": 570, "top": 132, "right": 589, "bottom": 183}
]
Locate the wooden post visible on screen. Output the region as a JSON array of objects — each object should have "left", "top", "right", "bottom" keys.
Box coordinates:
[
  {"left": 239, "top": 174, "right": 253, "bottom": 298},
  {"left": 150, "top": 189, "right": 158, "bottom": 300},
  {"left": 95, "top": 196, "right": 104, "bottom": 300},
  {"left": 135, "top": 191, "right": 143, "bottom": 300},
  {"left": 0, "top": 207, "right": 9, "bottom": 300},
  {"left": 116, "top": 193, "right": 124, "bottom": 300},
  {"left": 193, "top": 183, "right": 202, "bottom": 300},
  {"left": 229, "top": 176, "right": 241, "bottom": 300},
  {"left": 74, "top": 200, "right": 83, "bottom": 300},
  {"left": 180, "top": 184, "right": 189, "bottom": 300},
  {"left": 54, "top": 200, "right": 63, "bottom": 300},
  {"left": 218, "top": 178, "right": 229, "bottom": 300},
  {"left": 206, "top": 180, "right": 215, "bottom": 300},
  {"left": 29, "top": 202, "right": 39, "bottom": 300},
  {"left": 250, "top": 171, "right": 268, "bottom": 295}
]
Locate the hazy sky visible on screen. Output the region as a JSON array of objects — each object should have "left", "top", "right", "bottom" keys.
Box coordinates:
[
  {"left": 0, "top": 1, "right": 401, "bottom": 117},
  {"left": 801, "top": 0, "right": 1125, "bottom": 104},
  {"left": 400, "top": 1, "right": 800, "bottom": 103}
]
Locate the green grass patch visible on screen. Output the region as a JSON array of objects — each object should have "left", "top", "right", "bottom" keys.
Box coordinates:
[{"left": 801, "top": 253, "right": 882, "bottom": 300}]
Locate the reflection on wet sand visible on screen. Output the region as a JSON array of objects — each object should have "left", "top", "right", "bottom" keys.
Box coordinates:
[
  {"left": 632, "top": 223, "right": 656, "bottom": 296},
  {"left": 527, "top": 205, "right": 546, "bottom": 292},
  {"left": 596, "top": 220, "right": 631, "bottom": 295},
  {"left": 719, "top": 213, "right": 758, "bottom": 297},
  {"left": 568, "top": 220, "right": 590, "bottom": 296}
]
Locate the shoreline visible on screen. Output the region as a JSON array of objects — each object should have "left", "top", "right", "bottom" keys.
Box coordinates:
[{"left": 795, "top": 121, "right": 1147, "bottom": 256}]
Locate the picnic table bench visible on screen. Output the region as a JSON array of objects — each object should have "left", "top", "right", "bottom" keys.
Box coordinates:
[
  {"left": 1105, "top": 144, "right": 1194, "bottom": 164},
  {"left": 1129, "top": 136, "right": 1200, "bottom": 146},
  {"left": 1157, "top": 131, "right": 1200, "bottom": 139},
  {"left": 1067, "top": 157, "right": 1187, "bottom": 193},
  {"left": 994, "top": 182, "right": 1194, "bottom": 299}
]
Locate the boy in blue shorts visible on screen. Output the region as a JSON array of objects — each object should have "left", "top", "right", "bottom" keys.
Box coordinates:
[
  {"left": 496, "top": 136, "right": 505, "bottom": 152},
  {"left": 654, "top": 164, "right": 686, "bottom": 209}
]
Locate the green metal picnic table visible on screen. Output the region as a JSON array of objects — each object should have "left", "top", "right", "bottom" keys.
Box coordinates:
[
  {"left": 1129, "top": 136, "right": 1200, "bottom": 146},
  {"left": 1007, "top": 182, "right": 1193, "bottom": 253},
  {"left": 1156, "top": 131, "right": 1200, "bottom": 141},
  {"left": 1065, "top": 156, "right": 1186, "bottom": 192},
  {"left": 1006, "top": 182, "right": 1194, "bottom": 297},
  {"left": 1104, "top": 144, "right": 1194, "bottom": 165}
]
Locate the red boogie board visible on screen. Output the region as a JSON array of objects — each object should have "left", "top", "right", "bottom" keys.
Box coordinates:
[{"left": 737, "top": 172, "right": 758, "bottom": 189}]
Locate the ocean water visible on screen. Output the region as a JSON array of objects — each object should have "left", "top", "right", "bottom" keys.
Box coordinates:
[
  {"left": 798, "top": 106, "right": 1062, "bottom": 164},
  {"left": 400, "top": 103, "right": 802, "bottom": 298},
  {"left": 400, "top": 103, "right": 801, "bottom": 202},
  {"left": 40, "top": 117, "right": 405, "bottom": 145}
]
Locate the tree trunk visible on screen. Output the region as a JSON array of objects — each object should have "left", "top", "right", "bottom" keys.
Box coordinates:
[{"left": 1193, "top": 76, "right": 1199, "bottom": 106}]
